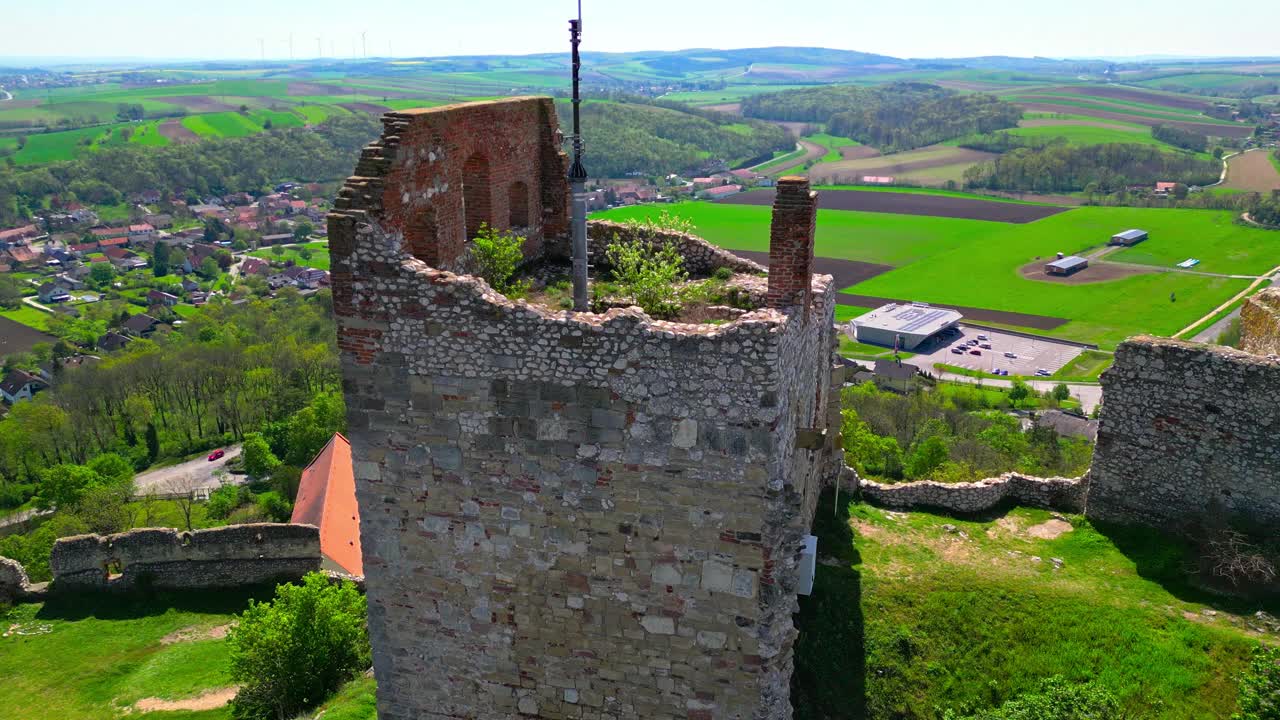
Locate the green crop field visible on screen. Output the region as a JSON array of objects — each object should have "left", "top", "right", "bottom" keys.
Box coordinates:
[
  {"left": 805, "top": 133, "right": 861, "bottom": 162},
  {"left": 1001, "top": 123, "right": 1171, "bottom": 148},
  {"left": 596, "top": 200, "right": 1272, "bottom": 348},
  {"left": 182, "top": 111, "right": 262, "bottom": 138},
  {"left": 0, "top": 305, "right": 54, "bottom": 331},
  {"left": 1140, "top": 73, "right": 1276, "bottom": 91}
]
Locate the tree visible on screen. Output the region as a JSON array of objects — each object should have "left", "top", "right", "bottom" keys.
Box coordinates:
[
  {"left": 199, "top": 255, "right": 221, "bottom": 280},
  {"left": 294, "top": 222, "right": 314, "bottom": 242},
  {"left": 89, "top": 261, "right": 115, "bottom": 286},
  {"left": 604, "top": 235, "right": 688, "bottom": 319},
  {"left": 87, "top": 453, "right": 134, "bottom": 486},
  {"left": 298, "top": 247, "right": 313, "bottom": 262},
  {"left": 243, "top": 432, "right": 281, "bottom": 478},
  {"left": 1051, "top": 383, "right": 1071, "bottom": 404},
  {"left": 271, "top": 245, "right": 285, "bottom": 257},
  {"left": 0, "top": 275, "right": 24, "bottom": 309},
  {"left": 1008, "top": 379, "right": 1032, "bottom": 407},
  {"left": 256, "top": 491, "right": 293, "bottom": 522},
  {"left": 162, "top": 474, "right": 201, "bottom": 532},
  {"left": 152, "top": 241, "right": 171, "bottom": 277},
  {"left": 75, "top": 482, "right": 134, "bottom": 534},
  {"left": 905, "top": 435, "right": 949, "bottom": 479},
  {"left": 206, "top": 484, "right": 245, "bottom": 520},
  {"left": 35, "top": 464, "right": 102, "bottom": 510},
  {"left": 1233, "top": 643, "right": 1280, "bottom": 720},
  {"left": 228, "top": 573, "right": 370, "bottom": 720},
  {"left": 469, "top": 223, "right": 526, "bottom": 294},
  {"left": 144, "top": 422, "right": 160, "bottom": 464}
]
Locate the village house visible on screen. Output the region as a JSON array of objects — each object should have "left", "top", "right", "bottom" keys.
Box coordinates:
[
  {"left": 701, "top": 184, "right": 743, "bottom": 200},
  {"left": 128, "top": 223, "right": 156, "bottom": 242},
  {"left": 260, "top": 233, "right": 294, "bottom": 246},
  {"left": 146, "top": 289, "right": 179, "bottom": 307},
  {"left": 97, "top": 236, "right": 129, "bottom": 250},
  {"left": 290, "top": 433, "right": 362, "bottom": 577},
  {"left": 0, "top": 224, "right": 41, "bottom": 246},
  {"left": 692, "top": 177, "right": 724, "bottom": 189},
  {"left": 0, "top": 369, "right": 45, "bottom": 404},
  {"left": 37, "top": 282, "right": 71, "bottom": 303},
  {"left": 239, "top": 257, "right": 271, "bottom": 277},
  {"left": 0, "top": 244, "right": 40, "bottom": 270},
  {"left": 121, "top": 314, "right": 160, "bottom": 337},
  {"left": 143, "top": 214, "right": 174, "bottom": 229},
  {"left": 37, "top": 355, "right": 98, "bottom": 382},
  {"left": 97, "top": 332, "right": 131, "bottom": 352},
  {"left": 54, "top": 274, "right": 86, "bottom": 291},
  {"left": 181, "top": 278, "right": 200, "bottom": 293},
  {"left": 104, "top": 247, "right": 147, "bottom": 270}
]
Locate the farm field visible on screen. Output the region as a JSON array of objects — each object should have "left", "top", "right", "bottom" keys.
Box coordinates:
[
  {"left": 1221, "top": 148, "right": 1280, "bottom": 192},
  {"left": 0, "top": 311, "right": 57, "bottom": 350},
  {"left": 596, "top": 199, "right": 1271, "bottom": 348},
  {"left": 995, "top": 119, "right": 1198, "bottom": 153},
  {"left": 808, "top": 144, "right": 994, "bottom": 186},
  {"left": 796, "top": 497, "right": 1269, "bottom": 718},
  {"left": 804, "top": 133, "right": 861, "bottom": 162}
]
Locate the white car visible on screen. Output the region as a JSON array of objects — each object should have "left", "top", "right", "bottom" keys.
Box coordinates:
[
  {"left": 1004, "top": 352, "right": 1018, "bottom": 359},
  {"left": 1035, "top": 368, "right": 1051, "bottom": 376}
]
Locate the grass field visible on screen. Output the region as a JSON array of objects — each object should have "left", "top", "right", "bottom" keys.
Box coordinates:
[
  {"left": 795, "top": 496, "right": 1269, "bottom": 718},
  {"left": 805, "top": 133, "right": 860, "bottom": 162},
  {"left": 596, "top": 200, "right": 1271, "bottom": 348},
  {"left": 1000, "top": 123, "right": 1180, "bottom": 150},
  {"left": 182, "top": 112, "right": 263, "bottom": 138},
  {"left": 249, "top": 241, "right": 331, "bottom": 270},
  {"left": 0, "top": 305, "right": 53, "bottom": 331}
]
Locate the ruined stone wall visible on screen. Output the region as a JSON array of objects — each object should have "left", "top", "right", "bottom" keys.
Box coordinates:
[
  {"left": 0, "top": 556, "right": 28, "bottom": 600},
  {"left": 340, "top": 97, "right": 567, "bottom": 272},
  {"left": 1241, "top": 288, "right": 1280, "bottom": 357},
  {"left": 1088, "top": 336, "right": 1280, "bottom": 528},
  {"left": 331, "top": 102, "right": 839, "bottom": 719},
  {"left": 581, "top": 220, "right": 766, "bottom": 275},
  {"left": 48, "top": 524, "right": 320, "bottom": 591},
  {"left": 859, "top": 473, "right": 1089, "bottom": 515}
]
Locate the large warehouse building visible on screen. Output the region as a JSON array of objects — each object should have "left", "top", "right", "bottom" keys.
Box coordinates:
[
  {"left": 851, "top": 302, "right": 964, "bottom": 350},
  {"left": 1110, "top": 229, "right": 1148, "bottom": 246}
]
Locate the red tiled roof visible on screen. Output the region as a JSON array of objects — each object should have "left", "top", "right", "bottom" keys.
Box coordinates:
[
  {"left": 98, "top": 237, "right": 128, "bottom": 247},
  {"left": 91, "top": 227, "right": 128, "bottom": 237},
  {"left": 0, "top": 225, "right": 38, "bottom": 242},
  {"left": 129, "top": 224, "right": 155, "bottom": 233},
  {"left": 1156, "top": 182, "right": 1177, "bottom": 191},
  {"left": 703, "top": 185, "right": 741, "bottom": 196},
  {"left": 290, "top": 433, "right": 362, "bottom": 576},
  {"left": 7, "top": 246, "right": 37, "bottom": 263}
]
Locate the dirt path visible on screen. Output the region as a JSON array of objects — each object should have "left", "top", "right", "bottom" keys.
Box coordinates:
[
  {"left": 134, "top": 687, "right": 238, "bottom": 713},
  {"left": 158, "top": 119, "right": 199, "bottom": 143},
  {"left": 1222, "top": 149, "right": 1280, "bottom": 192},
  {"left": 755, "top": 139, "right": 826, "bottom": 176},
  {"left": 1174, "top": 265, "right": 1280, "bottom": 339}
]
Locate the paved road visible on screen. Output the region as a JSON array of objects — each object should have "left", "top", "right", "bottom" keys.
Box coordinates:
[
  {"left": 1190, "top": 276, "right": 1278, "bottom": 343},
  {"left": 133, "top": 444, "right": 243, "bottom": 496},
  {"left": 0, "top": 90, "right": 11, "bottom": 102},
  {"left": 0, "top": 507, "right": 52, "bottom": 533},
  {"left": 849, "top": 358, "right": 1102, "bottom": 413},
  {"left": 22, "top": 297, "right": 52, "bottom": 312}
]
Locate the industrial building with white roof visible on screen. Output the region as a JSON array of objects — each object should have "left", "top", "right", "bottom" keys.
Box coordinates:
[{"left": 851, "top": 302, "right": 964, "bottom": 350}]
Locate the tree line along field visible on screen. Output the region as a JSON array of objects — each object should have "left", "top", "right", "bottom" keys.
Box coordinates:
[{"left": 595, "top": 197, "right": 1276, "bottom": 348}]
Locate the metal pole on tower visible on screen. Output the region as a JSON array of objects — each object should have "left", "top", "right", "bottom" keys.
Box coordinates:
[
  {"left": 569, "top": 0, "right": 589, "bottom": 312},
  {"left": 362, "top": 31, "right": 367, "bottom": 58}
]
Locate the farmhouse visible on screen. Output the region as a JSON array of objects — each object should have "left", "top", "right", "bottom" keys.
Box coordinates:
[
  {"left": 702, "top": 184, "right": 743, "bottom": 200},
  {"left": 0, "top": 225, "right": 40, "bottom": 245},
  {"left": 37, "top": 282, "right": 71, "bottom": 303},
  {"left": 873, "top": 359, "right": 921, "bottom": 393},
  {"left": 1045, "top": 255, "right": 1089, "bottom": 276},
  {"left": 97, "top": 332, "right": 131, "bottom": 352},
  {"left": 121, "top": 314, "right": 160, "bottom": 337},
  {"left": 852, "top": 302, "right": 963, "bottom": 350},
  {"left": 146, "top": 290, "right": 179, "bottom": 307},
  {"left": 0, "top": 370, "right": 44, "bottom": 404},
  {"left": 1110, "top": 229, "right": 1149, "bottom": 246}
]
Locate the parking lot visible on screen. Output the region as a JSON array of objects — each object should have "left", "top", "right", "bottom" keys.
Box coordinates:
[{"left": 903, "top": 325, "right": 1085, "bottom": 377}]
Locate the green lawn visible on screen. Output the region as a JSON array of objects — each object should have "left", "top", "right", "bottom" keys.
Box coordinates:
[
  {"left": 815, "top": 185, "right": 1055, "bottom": 205},
  {"left": 595, "top": 201, "right": 1270, "bottom": 348},
  {"left": 1053, "top": 349, "right": 1113, "bottom": 380},
  {"left": 796, "top": 497, "right": 1268, "bottom": 719},
  {"left": 249, "top": 242, "right": 330, "bottom": 271},
  {"left": 0, "top": 591, "right": 261, "bottom": 720},
  {"left": 0, "top": 305, "right": 53, "bottom": 331}
]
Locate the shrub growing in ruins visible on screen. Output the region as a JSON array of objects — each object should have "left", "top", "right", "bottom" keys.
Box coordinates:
[
  {"left": 1234, "top": 643, "right": 1280, "bottom": 720},
  {"left": 228, "top": 572, "right": 370, "bottom": 720},
  {"left": 469, "top": 222, "right": 526, "bottom": 295},
  {"left": 941, "top": 676, "right": 1125, "bottom": 719},
  {"left": 604, "top": 236, "right": 689, "bottom": 319}
]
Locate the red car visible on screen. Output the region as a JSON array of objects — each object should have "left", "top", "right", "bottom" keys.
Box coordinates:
[
  {"left": 969, "top": 349, "right": 982, "bottom": 356},
  {"left": 207, "top": 449, "right": 225, "bottom": 461}
]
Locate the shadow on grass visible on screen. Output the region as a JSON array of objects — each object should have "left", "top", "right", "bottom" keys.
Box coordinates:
[
  {"left": 1093, "top": 519, "right": 1280, "bottom": 615},
  {"left": 792, "top": 488, "right": 865, "bottom": 720},
  {"left": 35, "top": 584, "right": 279, "bottom": 622}
]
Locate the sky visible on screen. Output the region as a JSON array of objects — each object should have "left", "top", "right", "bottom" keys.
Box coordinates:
[{"left": 4, "top": 0, "right": 1279, "bottom": 62}]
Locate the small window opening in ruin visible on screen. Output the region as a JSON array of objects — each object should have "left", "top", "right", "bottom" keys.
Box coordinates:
[
  {"left": 462, "top": 153, "right": 492, "bottom": 241},
  {"left": 508, "top": 181, "right": 530, "bottom": 229},
  {"left": 105, "top": 559, "right": 124, "bottom": 581},
  {"left": 405, "top": 208, "right": 438, "bottom": 265}
]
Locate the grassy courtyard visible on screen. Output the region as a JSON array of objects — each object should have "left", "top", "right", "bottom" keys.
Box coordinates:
[{"left": 794, "top": 495, "right": 1273, "bottom": 719}]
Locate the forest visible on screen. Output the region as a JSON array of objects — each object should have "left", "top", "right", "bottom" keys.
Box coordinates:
[
  {"left": 0, "top": 114, "right": 382, "bottom": 227},
  {"left": 962, "top": 142, "right": 1222, "bottom": 192},
  {"left": 563, "top": 99, "right": 790, "bottom": 178},
  {"left": 1151, "top": 124, "right": 1209, "bottom": 153},
  {"left": 739, "top": 82, "right": 1022, "bottom": 152}
]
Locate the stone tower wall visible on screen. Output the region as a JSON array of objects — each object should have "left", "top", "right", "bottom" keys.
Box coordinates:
[
  {"left": 1087, "top": 336, "right": 1280, "bottom": 528},
  {"left": 330, "top": 99, "right": 840, "bottom": 720}
]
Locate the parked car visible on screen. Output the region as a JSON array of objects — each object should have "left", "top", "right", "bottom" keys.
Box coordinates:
[
  {"left": 969, "top": 349, "right": 982, "bottom": 356},
  {"left": 977, "top": 334, "right": 989, "bottom": 341},
  {"left": 1035, "top": 368, "right": 1051, "bottom": 377},
  {"left": 1004, "top": 352, "right": 1018, "bottom": 358},
  {"left": 951, "top": 347, "right": 965, "bottom": 354},
  {"left": 967, "top": 339, "right": 980, "bottom": 346},
  {"left": 207, "top": 449, "right": 225, "bottom": 461},
  {"left": 980, "top": 343, "right": 992, "bottom": 350}
]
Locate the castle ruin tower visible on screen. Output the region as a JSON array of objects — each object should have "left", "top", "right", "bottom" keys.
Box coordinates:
[{"left": 328, "top": 101, "right": 840, "bottom": 719}]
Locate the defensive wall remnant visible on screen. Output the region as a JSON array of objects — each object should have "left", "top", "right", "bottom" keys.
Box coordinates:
[
  {"left": 1241, "top": 287, "right": 1280, "bottom": 357},
  {"left": 330, "top": 98, "right": 842, "bottom": 719},
  {"left": 0, "top": 524, "right": 320, "bottom": 600},
  {"left": 1087, "top": 333, "right": 1280, "bottom": 529},
  {"left": 859, "top": 473, "right": 1089, "bottom": 515}
]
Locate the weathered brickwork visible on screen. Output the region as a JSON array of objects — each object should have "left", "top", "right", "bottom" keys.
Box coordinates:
[
  {"left": 1241, "top": 288, "right": 1280, "bottom": 357},
  {"left": 582, "top": 220, "right": 765, "bottom": 276},
  {"left": 48, "top": 524, "right": 320, "bottom": 590},
  {"left": 1088, "top": 336, "right": 1280, "bottom": 528},
  {"left": 766, "top": 178, "right": 817, "bottom": 310},
  {"left": 859, "top": 473, "right": 1089, "bottom": 515},
  {"left": 330, "top": 99, "right": 841, "bottom": 719}
]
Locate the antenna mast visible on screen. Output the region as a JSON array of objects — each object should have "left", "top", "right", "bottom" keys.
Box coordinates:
[{"left": 569, "top": 0, "right": 590, "bottom": 312}]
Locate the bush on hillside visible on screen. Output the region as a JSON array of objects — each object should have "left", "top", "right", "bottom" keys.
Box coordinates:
[
  {"left": 942, "top": 676, "right": 1125, "bottom": 719},
  {"left": 469, "top": 223, "right": 526, "bottom": 295},
  {"left": 604, "top": 237, "right": 689, "bottom": 319},
  {"left": 1234, "top": 644, "right": 1280, "bottom": 720},
  {"left": 228, "top": 573, "right": 370, "bottom": 720}
]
